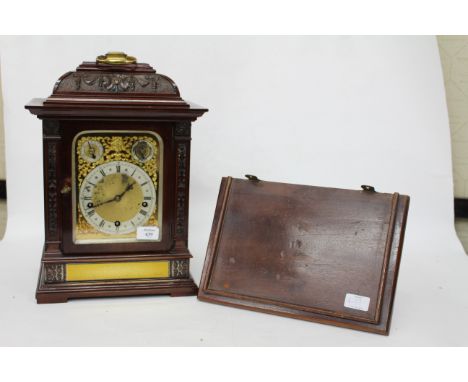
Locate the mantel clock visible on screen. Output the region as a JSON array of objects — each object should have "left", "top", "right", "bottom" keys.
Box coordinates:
[{"left": 26, "top": 52, "right": 207, "bottom": 303}]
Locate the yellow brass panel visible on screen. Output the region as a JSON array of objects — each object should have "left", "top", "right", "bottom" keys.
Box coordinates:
[{"left": 66, "top": 261, "right": 170, "bottom": 282}]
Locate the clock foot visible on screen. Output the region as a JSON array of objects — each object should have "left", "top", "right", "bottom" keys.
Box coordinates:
[{"left": 36, "top": 293, "right": 69, "bottom": 304}]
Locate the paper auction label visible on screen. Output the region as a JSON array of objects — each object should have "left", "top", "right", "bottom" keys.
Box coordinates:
[
  {"left": 344, "top": 293, "right": 370, "bottom": 312},
  {"left": 137, "top": 226, "right": 160, "bottom": 240}
]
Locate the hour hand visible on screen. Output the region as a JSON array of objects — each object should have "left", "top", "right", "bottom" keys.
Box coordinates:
[
  {"left": 116, "top": 181, "right": 135, "bottom": 199},
  {"left": 90, "top": 182, "right": 136, "bottom": 208}
]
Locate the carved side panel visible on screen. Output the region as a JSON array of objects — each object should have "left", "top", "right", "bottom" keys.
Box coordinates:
[
  {"left": 174, "top": 122, "right": 191, "bottom": 243},
  {"left": 43, "top": 120, "right": 61, "bottom": 243},
  {"left": 47, "top": 142, "right": 58, "bottom": 237},
  {"left": 170, "top": 259, "right": 189, "bottom": 278},
  {"left": 175, "top": 144, "right": 187, "bottom": 236},
  {"left": 44, "top": 263, "right": 65, "bottom": 283}
]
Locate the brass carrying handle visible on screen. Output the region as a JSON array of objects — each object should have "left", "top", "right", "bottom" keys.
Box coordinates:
[{"left": 96, "top": 52, "right": 137, "bottom": 65}]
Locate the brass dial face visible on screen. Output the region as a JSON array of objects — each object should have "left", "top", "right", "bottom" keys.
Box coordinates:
[
  {"left": 79, "top": 161, "right": 156, "bottom": 235},
  {"left": 73, "top": 131, "right": 162, "bottom": 245}
]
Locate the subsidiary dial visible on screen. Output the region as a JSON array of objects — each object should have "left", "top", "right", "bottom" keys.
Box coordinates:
[{"left": 80, "top": 140, "right": 104, "bottom": 163}]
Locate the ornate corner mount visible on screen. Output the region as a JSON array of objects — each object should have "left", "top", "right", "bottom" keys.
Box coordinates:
[
  {"left": 175, "top": 122, "right": 191, "bottom": 137},
  {"left": 170, "top": 260, "right": 189, "bottom": 279},
  {"left": 44, "top": 263, "right": 65, "bottom": 283},
  {"left": 43, "top": 120, "right": 60, "bottom": 137}
]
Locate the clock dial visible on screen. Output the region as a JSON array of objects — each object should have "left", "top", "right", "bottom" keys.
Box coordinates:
[
  {"left": 132, "top": 140, "right": 154, "bottom": 162},
  {"left": 80, "top": 140, "right": 103, "bottom": 162},
  {"left": 79, "top": 161, "right": 156, "bottom": 235},
  {"left": 73, "top": 131, "right": 162, "bottom": 244}
]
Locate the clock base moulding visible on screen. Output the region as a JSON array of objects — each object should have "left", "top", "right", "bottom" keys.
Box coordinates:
[{"left": 36, "top": 252, "right": 197, "bottom": 304}]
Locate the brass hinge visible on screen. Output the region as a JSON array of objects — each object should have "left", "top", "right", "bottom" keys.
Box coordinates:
[
  {"left": 361, "top": 185, "right": 376, "bottom": 192},
  {"left": 245, "top": 174, "right": 260, "bottom": 181}
]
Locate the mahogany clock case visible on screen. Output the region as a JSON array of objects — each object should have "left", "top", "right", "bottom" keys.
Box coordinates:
[
  {"left": 198, "top": 177, "right": 410, "bottom": 335},
  {"left": 25, "top": 54, "right": 207, "bottom": 303}
]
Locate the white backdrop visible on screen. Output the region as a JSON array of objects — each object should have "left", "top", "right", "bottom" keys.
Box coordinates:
[{"left": 0, "top": 36, "right": 466, "bottom": 346}]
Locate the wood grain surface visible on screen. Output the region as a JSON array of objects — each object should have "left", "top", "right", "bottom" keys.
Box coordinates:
[{"left": 199, "top": 177, "right": 410, "bottom": 335}]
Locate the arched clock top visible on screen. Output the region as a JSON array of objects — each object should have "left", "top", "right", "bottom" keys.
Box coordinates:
[
  {"left": 26, "top": 52, "right": 207, "bottom": 120},
  {"left": 52, "top": 52, "right": 180, "bottom": 96}
]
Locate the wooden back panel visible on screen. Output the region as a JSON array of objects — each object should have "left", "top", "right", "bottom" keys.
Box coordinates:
[{"left": 199, "top": 177, "right": 410, "bottom": 334}]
